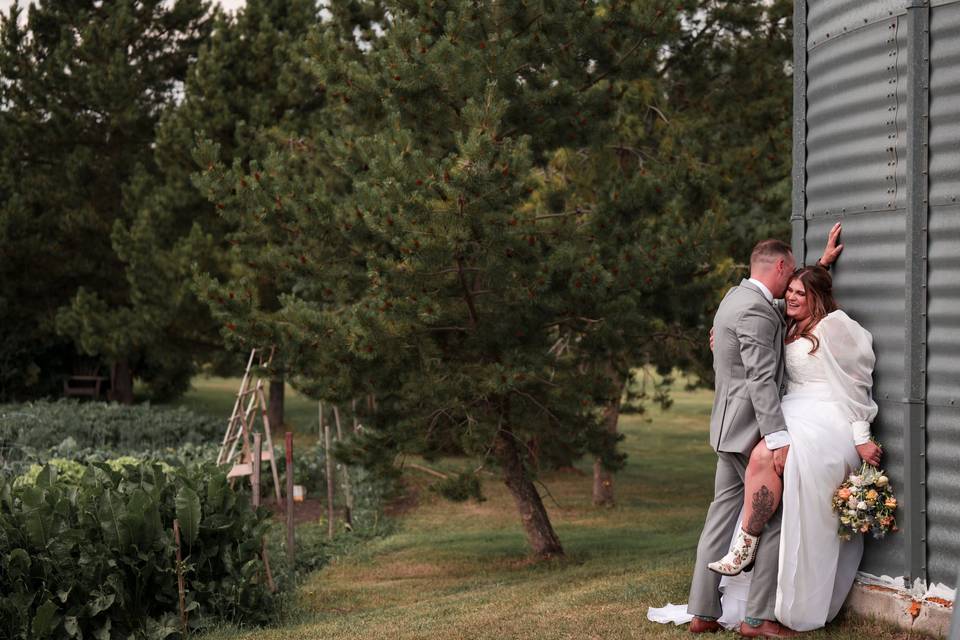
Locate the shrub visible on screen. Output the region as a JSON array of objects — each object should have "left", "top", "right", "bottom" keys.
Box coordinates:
[
  {"left": 431, "top": 471, "right": 485, "bottom": 503},
  {"left": 0, "top": 400, "right": 220, "bottom": 460},
  {"left": 0, "top": 461, "right": 276, "bottom": 637}
]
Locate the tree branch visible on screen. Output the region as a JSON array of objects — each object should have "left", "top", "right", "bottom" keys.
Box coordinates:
[{"left": 456, "top": 256, "right": 480, "bottom": 328}]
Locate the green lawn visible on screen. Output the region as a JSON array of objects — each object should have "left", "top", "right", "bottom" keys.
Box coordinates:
[{"left": 186, "top": 380, "right": 920, "bottom": 640}]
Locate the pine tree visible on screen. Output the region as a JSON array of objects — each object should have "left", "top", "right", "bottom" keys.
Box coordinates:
[
  {"left": 661, "top": 0, "right": 794, "bottom": 258},
  {"left": 578, "top": 0, "right": 795, "bottom": 505},
  {"left": 196, "top": 0, "right": 709, "bottom": 558},
  {"left": 0, "top": 0, "right": 212, "bottom": 401},
  {"left": 148, "top": 0, "right": 333, "bottom": 418}
]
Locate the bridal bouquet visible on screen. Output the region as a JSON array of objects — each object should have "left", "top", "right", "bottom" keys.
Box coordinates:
[{"left": 832, "top": 462, "right": 898, "bottom": 540}]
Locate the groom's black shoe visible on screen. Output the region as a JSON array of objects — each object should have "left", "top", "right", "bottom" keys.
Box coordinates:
[
  {"left": 689, "top": 617, "right": 721, "bottom": 633},
  {"left": 738, "top": 620, "right": 799, "bottom": 638}
]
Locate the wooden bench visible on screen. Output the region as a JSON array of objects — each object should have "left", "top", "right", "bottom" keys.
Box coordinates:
[{"left": 63, "top": 365, "right": 110, "bottom": 400}]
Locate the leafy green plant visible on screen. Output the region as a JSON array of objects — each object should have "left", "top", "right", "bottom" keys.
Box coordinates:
[
  {"left": 0, "top": 400, "right": 220, "bottom": 456},
  {"left": 0, "top": 460, "right": 276, "bottom": 638}
]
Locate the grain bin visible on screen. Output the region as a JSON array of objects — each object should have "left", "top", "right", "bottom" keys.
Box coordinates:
[{"left": 791, "top": 0, "right": 959, "bottom": 596}]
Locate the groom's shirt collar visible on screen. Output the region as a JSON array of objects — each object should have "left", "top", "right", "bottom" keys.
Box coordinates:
[{"left": 747, "top": 278, "right": 774, "bottom": 303}]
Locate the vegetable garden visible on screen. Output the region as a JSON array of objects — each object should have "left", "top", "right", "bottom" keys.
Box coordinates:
[{"left": 0, "top": 399, "right": 388, "bottom": 638}]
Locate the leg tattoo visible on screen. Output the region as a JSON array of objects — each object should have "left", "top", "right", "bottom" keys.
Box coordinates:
[{"left": 746, "top": 486, "right": 774, "bottom": 536}]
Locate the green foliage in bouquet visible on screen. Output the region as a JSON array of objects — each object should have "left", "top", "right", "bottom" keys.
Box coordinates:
[
  {"left": 0, "top": 461, "right": 276, "bottom": 638},
  {"left": 831, "top": 461, "right": 898, "bottom": 541}
]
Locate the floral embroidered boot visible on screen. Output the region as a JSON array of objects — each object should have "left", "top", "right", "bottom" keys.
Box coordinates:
[{"left": 708, "top": 528, "right": 759, "bottom": 576}]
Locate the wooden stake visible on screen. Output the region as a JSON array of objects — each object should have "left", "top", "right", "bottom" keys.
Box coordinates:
[
  {"left": 318, "top": 400, "right": 324, "bottom": 441},
  {"left": 285, "top": 432, "right": 295, "bottom": 573},
  {"left": 352, "top": 398, "right": 361, "bottom": 434},
  {"left": 406, "top": 462, "right": 450, "bottom": 479},
  {"left": 333, "top": 405, "right": 353, "bottom": 527},
  {"left": 173, "top": 519, "right": 188, "bottom": 636},
  {"left": 252, "top": 432, "right": 262, "bottom": 508},
  {"left": 261, "top": 539, "right": 276, "bottom": 593},
  {"left": 256, "top": 382, "right": 283, "bottom": 506},
  {"left": 324, "top": 417, "right": 335, "bottom": 540}
]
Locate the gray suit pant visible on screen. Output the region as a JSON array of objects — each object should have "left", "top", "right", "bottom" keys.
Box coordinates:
[{"left": 688, "top": 451, "right": 781, "bottom": 621}]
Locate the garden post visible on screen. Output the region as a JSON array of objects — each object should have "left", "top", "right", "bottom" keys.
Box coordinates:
[
  {"left": 333, "top": 405, "right": 353, "bottom": 527},
  {"left": 324, "top": 415, "right": 335, "bottom": 540},
  {"left": 285, "top": 432, "right": 295, "bottom": 572},
  {"left": 252, "top": 432, "right": 262, "bottom": 508},
  {"left": 173, "top": 519, "right": 188, "bottom": 636}
]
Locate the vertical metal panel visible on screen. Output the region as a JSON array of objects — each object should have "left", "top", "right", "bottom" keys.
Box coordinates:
[
  {"left": 861, "top": 397, "right": 909, "bottom": 578},
  {"left": 951, "top": 563, "right": 960, "bottom": 638},
  {"left": 902, "top": 0, "right": 930, "bottom": 587},
  {"left": 808, "top": 209, "right": 910, "bottom": 579},
  {"left": 793, "top": 0, "right": 809, "bottom": 264},
  {"left": 924, "top": 405, "right": 960, "bottom": 584},
  {"left": 805, "top": 17, "right": 909, "bottom": 217},
  {"left": 930, "top": 3, "right": 960, "bottom": 205},
  {"left": 925, "top": 0, "right": 960, "bottom": 586},
  {"left": 929, "top": 2, "right": 960, "bottom": 207},
  {"left": 802, "top": 0, "right": 911, "bottom": 583},
  {"left": 805, "top": 215, "right": 906, "bottom": 401},
  {"left": 807, "top": 0, "right": 909, "bottom": 47},
  {"left": 802, "top": 213, "right": 908, "bottom": 580},
  {"left": 926, "top": 207, "right": 960, "bottom": 406}
]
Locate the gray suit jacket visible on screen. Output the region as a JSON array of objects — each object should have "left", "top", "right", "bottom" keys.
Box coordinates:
[{"left": 710, "top": 279, "right": 787, "bottom": 455}]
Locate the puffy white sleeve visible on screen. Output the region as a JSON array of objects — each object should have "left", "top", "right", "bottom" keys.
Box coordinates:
[{"left": 817, "top": 310, "right": 879, "bottom": 445}]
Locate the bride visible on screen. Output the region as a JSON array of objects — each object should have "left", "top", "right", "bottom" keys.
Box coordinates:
[{"left": 650, "top": 264, "right": 881, "bottom": 634}]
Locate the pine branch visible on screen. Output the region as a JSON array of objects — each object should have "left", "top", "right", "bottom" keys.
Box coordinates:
[
  {"left": 456, "top": 256, "right": 479, "bottom": 328},
  {"left": 511, "top": 389, "right": 560, "bottom": 425}
]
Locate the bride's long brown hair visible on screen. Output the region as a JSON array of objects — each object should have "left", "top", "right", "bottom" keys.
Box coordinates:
[{"left": 787, "top": 266, "right": 838, "bottom": 354}]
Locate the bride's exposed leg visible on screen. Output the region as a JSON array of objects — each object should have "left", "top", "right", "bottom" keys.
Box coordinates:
[
  {"left": 742, "top": 443, "right": 782, "bottom": 536},
  {"left": 708, "top": 442, "right": 783, "bottom": 576}
]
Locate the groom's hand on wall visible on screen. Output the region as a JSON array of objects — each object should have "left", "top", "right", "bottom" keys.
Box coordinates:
[{"left": 817, "top": 222, "right": 844, "bottom": 268}]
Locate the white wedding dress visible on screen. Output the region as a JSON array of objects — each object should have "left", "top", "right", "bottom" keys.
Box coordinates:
[{"left": 649, "top": 309, "right": 878, "bottom": 631}]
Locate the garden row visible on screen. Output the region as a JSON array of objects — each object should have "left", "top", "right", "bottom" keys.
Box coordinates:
[{"left": 0, "top": 401, "right": 389, "bottom": 638}]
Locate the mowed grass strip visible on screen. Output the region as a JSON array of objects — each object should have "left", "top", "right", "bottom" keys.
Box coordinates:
[{"left": 195, "top": 384, "right": 925, "bottom": 640}]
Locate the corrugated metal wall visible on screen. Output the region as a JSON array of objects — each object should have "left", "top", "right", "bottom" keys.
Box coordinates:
[
  {"left": 925, "top": 0, "right": 960, "bottom": 587},
  {"left": 796, "top": 0, "right": 960, "bottom": 588}
]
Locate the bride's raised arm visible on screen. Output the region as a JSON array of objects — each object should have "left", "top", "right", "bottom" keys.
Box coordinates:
[{"left": 817, "top": 311, "right": 879, "bottom": 445}]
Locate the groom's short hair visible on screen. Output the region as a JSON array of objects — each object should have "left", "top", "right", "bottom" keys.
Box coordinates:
[{"left": 750, "top": 239, "right": 793, "bottom": 268}]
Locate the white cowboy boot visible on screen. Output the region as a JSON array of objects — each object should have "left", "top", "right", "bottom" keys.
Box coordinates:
[{"left": 708, "top": 528, "right": 759, "bottom": 576}]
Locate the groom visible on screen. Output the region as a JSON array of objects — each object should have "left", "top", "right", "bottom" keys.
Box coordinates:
[{"left": 688, "top": 230, "right": 841, "bottom": 638}]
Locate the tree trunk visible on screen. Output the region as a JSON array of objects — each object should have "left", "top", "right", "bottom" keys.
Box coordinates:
[
  {"left": 494, "top": 427, "right": 564, "bottom": 559},
  {"left": 111, "top": 359, "right": 134, "bottom": 405},
  {"left": 592, "top": 368, "right": 626, "bottom": 507},
  {"left": 268, "top": 375, "right": 285, "bottom": 431}
]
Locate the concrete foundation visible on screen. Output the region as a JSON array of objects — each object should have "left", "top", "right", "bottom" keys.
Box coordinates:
[{"left": 845, "top": 578, "right": 954, "bottom": 638}]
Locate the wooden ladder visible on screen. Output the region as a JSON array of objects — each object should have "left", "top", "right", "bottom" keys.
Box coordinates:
[{"left": 217, "top": 349, "right": 282, "bottom": 504}]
